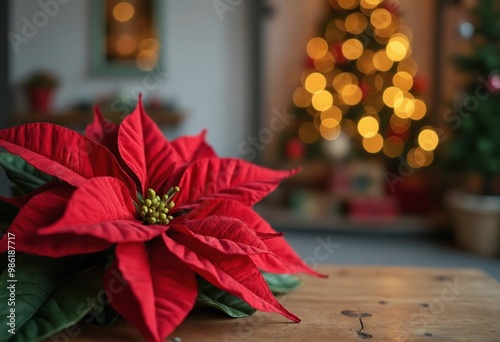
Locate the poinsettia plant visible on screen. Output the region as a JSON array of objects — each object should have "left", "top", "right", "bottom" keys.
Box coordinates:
[{"left": 0, "top": 99, "right": 324, "bottom": 342}]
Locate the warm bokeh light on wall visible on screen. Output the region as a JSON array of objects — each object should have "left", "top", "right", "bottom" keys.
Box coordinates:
[
  {"left": 292, "top": 0, "right": 437, "bottom": 167},
  {"left": 113, "top": 2, "right": 135, "bottom": 22}
]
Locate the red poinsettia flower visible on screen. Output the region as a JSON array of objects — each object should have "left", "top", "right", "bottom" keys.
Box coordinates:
[{"left": 0, "top": 101, "right": 322, "bottom": 342}]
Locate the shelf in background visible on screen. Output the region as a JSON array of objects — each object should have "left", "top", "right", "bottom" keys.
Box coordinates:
[
  {"left": 12, "top": 108, "right": 184, "bottom": 128},
  {"left": 255, "top": 205, "right": 447, "bottom": 235}
]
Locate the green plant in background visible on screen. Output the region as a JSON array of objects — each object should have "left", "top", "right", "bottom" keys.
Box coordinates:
[
  {"left": 447, "top": 0, "right": 500, "bottom": 195},
  {"left": 24, "top": 71, "right": 58, "bottom": 89}
]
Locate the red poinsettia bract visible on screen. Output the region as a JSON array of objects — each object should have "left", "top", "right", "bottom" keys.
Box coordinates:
[{"left": 0, "top": 101, "right": 323, "bottom": 341}]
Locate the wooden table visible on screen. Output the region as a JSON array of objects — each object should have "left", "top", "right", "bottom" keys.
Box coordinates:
[{"left": 70, "top": 266, "right": 500, "bottom": 341}]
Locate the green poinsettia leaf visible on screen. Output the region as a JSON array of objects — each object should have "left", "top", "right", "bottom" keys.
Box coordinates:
[
  {"left": 0, "top": 255, "right": 104, "bottom": 342},
  {"left": 0, "top": 152, "right": 53, "bottom": 195},
  {"left": 0, "top": 199, "right": 18, "bottom": 226},
  {"left": 262, "top": 272, "right": 302, "bottom": 295},
  {"left": 0, "top": 200, "right": 18, "bottom": 247},
  {"left": 91, "top": 302, "right": 120, "bottom": 327},
  {"left": 196, "top": 277, "right": 257, "bottom": 318},
  {"left": 9, "top": 187, "right": 24, "bottom": 198}
]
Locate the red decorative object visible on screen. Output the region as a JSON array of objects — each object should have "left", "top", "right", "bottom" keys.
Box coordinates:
[
  {"left": 389, "top": 173, "right": 433, "bottom": 214},
  {"left": 411, "top": 74, "right": 428, "bottom": 94},
  {"left": 386, "top": 126, "right": 410, "bottom": 143},
  {"left": 24, "top": 71, "right": 58, "bottom": 113},
  {"left": 383, "top": 1, "right": 402, "bottom": 14},
  {"left": 360, "top": 81, "right": 370, "bottom": 100},
  {"left": 347, "top": 196, "right": 399, "bottom": 219},
  {"left": 0, "top": 99, "right": 324, "bottom": 342},
  {"left": 27, "top": 88, "right": 54, "bottom": 113},
  {"left": 305, "top": 55, "right": 316, "bottom": 69},
  {"left": 285, "top": 137, "right": 306, "bottom": 160},
  {"left": 331, "top": 43, "right": 347, "bottom": 64}
]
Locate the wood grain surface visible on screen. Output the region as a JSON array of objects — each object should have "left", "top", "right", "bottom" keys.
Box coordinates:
[{"left": 61, "top": 265, "right": 500, "bottom": 342}]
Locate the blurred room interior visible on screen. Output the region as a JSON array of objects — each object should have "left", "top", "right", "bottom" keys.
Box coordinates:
[{"left": 1, "top": 0, "right": 499, "bottom": 278}]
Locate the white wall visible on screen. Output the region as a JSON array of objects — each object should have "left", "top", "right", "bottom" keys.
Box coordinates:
[{"left": 8, "top": 0, "right": 251, "bottom": 157}]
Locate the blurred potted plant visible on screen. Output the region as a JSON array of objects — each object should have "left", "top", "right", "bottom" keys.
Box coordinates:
[
  {"left": 24, "top": 71, "right": 58, "bottom": 113},
  {"left": 446, "top": 0, "right": 500, "bottom": 256}
]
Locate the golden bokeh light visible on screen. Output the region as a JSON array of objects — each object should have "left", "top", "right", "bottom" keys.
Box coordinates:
[
  {"left": 363, "top": 93, "right": 384, "bottom": 111},
  {"left": 390, "top": 115, "right": 411, "bottom": 134},
  {"left": 342, "top": 39, "right": 364, "bottom": 60},
  {"left": 390, "top": 33, "right": 410, "bottom": 49},
  {"left": 383, "top": 136, "right": 405, "bottom": 158},
  {"left": 312, "top": 90, "right": 334, "bottom": 111},
  {"left": 386, "top": 40, "right": 408, "bottom": 61},
  {"left": 373, "top": 50, "right": 393, "bottom": 71},
  {"left": 358, "top": 116, "right": 379, "bottom": 138},
  {"left": 299, "top": 122, "right": 319, "bottom": 144},
  {"left": 345, "top": 13, "right": 368, "bottom": 34},
  {"left": 320, "top": 123, "right": 342, "bottom": 140},
  {"left": 307, "top": 37, "right": 329, "bottom": 59},
  {"left": 374, "top": 20, "right": 398, "bottom": 38},
  {"left": 321, "top": 106, "right": 343, "bottom": 122},
  {"left": 305, "top": 72, "right": 327, "bottom": 93},
  {"left": 370, "top": 8, "right": 392, "bottom": 30},
  {"left": 382, "top": 86, "right": 403, "bottom": 107},
  {"left": 337, "top": 0, "right": 359, "bottom": 10},
  {"left": 292, "top": 87, "right": 312, "bottom": 108},
  {"left": 397, "top": 26, "right": 414, "bottom": 42},
  {"left": 397, "top": 57, "right": 419, "bottom": 76},
  {"left": 314, "top": 53, "right": 336, "bottom": 73},
  {"left": 138, "top": 38, "right": 159, "bottom": 52},
  {"left": 300, "top": 70, "right": 312, "bottom": 87},
  {"left": 410, "top": 98, "right": 427, "bottom": 120},
  {"left": 333, "top": 72, "right": 357, "bottom": 92},
  {"left": 113, "top": 2, "right": 135, "bottom": 22},
  {"left": 335, "top": 18, "right": 347, "bottom": 32},
  {"left": 326, "top": 21, "right": 347, "bottom": 41},
  {"left": 363, "top": 133, "right": 383, "bottom": 153},
  {"left": 136, "top": 50, "right": 158, "bottom": 71},
  {"left": 394, "top": 93, "right": 415, "bottom": 119},
  {"left": 407, "top": 147, "right": 433, "bottom": 168},
  {"left": 313, "top": 114, "right": 322, "bottom": 128},
  {"left": 413, "top": 147, "right": 434, "bottom": 167},
  {"left": 407, "top": 148, "right": 421, "bottom": 169},
  {"left": 418, "top": 128, "right": 439, "bottom": 151},
  {"left": 293, "top": 0, "right": 437, "bottom": 157},
  {"left": 322, "top": 117, "right": 341, "bottom": 128},
  {"left": 340, "top": 84, "right": 363, "bottom": 105},
  {"left": 393, "top": 71, "right": 413, "bottom": 91},
  {"left": 360, "top": 0, "right": 383, "bottom": 10},
  {"left": 363, "top": 73, "right": 384, "bottom": 92},
  {"left": 357, "top": 50, "right": 376, "bottom": 74},
  {"left": 116, "top": 34, "right": 136, "bottom": 55},
  {"left": 341, "top": 119, "right": 357, "bottom": 137}
]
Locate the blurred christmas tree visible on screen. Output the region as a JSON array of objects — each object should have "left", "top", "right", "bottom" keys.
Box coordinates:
[
  {"left": 282, "top": 0, "right": 437, "bottom": 169},
  {"left": 447, "top": 0, "right": 500, "bottom": 194}
]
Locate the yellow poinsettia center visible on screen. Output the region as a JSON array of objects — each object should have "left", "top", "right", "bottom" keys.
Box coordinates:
[{"left": 139, "top": 187, "right": 180, "bottom": 225}]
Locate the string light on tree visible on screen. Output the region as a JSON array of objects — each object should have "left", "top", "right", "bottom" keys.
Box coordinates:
[{"left": 290, "top": 0, "right": 436, "bottom": 168}]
